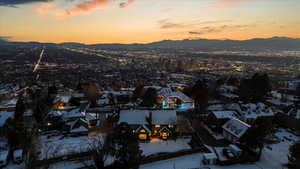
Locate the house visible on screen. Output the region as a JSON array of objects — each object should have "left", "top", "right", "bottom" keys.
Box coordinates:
[
  {"left": 286, "top": 79, "right": 300, "bottom": 91},
  {"left": 85, "top": 106, "right": 118, "bottom": 128},
  {"left": 66, "top": 119, "right": 89, "bottom": 135},
  {"left": 207, "top": 110, "right": 239, "bottom": 133},
  {"left": 288, "top": 108, "right": 300, "bottom": 119},
  {"left": 222, "top": 118, "right": 250, "bottom": 143},
  {"left": 61, "top": 108, "right": 85, "bottom": 121},
  {"left": 158, "top": 87, "right": 194, "bottom": 110},
  {"left": 13, "top": 149, "right": 23, "bottom": 164},
  {"left": 0, "top": 98, "right": 17, "bottom": 112},
  {"left": 118, "top": 109, "right": 177, "bottom": 140},
  {"left": 239, "top": 103, "right": 274, "bottom": 124},
  {"left": 202, "top": 152, "right": 218, "bottom": 165},
  {"left": 0, "top": 149, "right": 8, "bottom": 167},
  {"left": 228, "top": 144, "right": 242, "bottom": 157},
  {"left": 0, "top": 111, "right": 14, "bottom": 136},
  {"left": 52, "top": 94, "right": 71, "bottom": 110},
  {"left": 218, "top": 85, "right": 239, "bottom": 101}
]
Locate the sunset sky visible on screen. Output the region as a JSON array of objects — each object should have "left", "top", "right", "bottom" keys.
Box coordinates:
[{"left": 0, "top": 0, "right": 299, "bottom": 44}]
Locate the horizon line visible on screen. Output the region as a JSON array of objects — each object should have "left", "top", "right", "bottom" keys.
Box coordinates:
[{"left": 2, "top": 36, "right": 299, "bottom": 45}]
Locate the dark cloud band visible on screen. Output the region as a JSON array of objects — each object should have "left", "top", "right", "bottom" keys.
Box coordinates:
[{"left": 0, "top": 0, "right": 52, "bottom": 6}]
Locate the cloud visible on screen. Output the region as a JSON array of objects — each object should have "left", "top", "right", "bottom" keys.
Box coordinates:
[
  {"left": 34, "top": 0, "right": 138, "bottom": 17},
  {"left": 119, "top": 0, "right": 136, "bottom": 8},
  {"left": 188, "top": 31, "right": 203, "bottom": 35},
  {"left": 203, "top": 0, "right": 250, "bottom": 8},
  {"left": 65, "top": 0, "right": 111, "bottom": 16},
  {"left": 0, "top": 0, "right": 51, "bottom": 6},
  {"left": 188, "top": 24, "right": 254, "bottom": 36},
  {"left": 158, "top": 19, "right": 231, "bottom": 29},
  {"left": 35, "top": 2, "right": 67, "bottom": 18}
]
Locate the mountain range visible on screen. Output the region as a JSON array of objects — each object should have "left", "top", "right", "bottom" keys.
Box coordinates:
[{"left": 1, "top": 37, "right": 300, "bottom": 51}]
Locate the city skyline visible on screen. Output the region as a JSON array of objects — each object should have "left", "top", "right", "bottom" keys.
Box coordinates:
[{"left": 1, "top": 0, "right": 300, "bottom": 44}]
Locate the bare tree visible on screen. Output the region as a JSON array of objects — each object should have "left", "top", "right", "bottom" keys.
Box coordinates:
[{"left": 88, "top": 134, "right": 113, "bottom": 169}]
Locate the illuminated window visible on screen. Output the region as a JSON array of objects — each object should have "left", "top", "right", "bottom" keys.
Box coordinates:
[
  {"left": 169, "top": 124, "right": 174, "bottom": 128},
  {"left": 58, "top": 103, "right": 65, "bottom": 110},
  {"left": 161, "top": 132, "right": 169, "bottom": 139},
  {"left": 155, "top": 124, "right": 161, "bottom": 128},
  {"left": 140, "top": 129, "right": 146, "bottom": 133},
  {"left": 139, "top": 134, "right": 147, "bottom": 140}
]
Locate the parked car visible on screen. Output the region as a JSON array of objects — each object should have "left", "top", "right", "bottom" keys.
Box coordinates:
[{"left": 13, "top": 149, "right": 23, "bottom": 164}]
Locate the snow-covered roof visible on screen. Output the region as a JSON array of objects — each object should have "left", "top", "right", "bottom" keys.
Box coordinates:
[
  {"left": 54, "top": 95, "right": 71, "bottom": 103},
  {"left": 203, "top": 152, "right": 217, "bottom": 160},
  {"left": 288, "top": 108, "right": 300, "bottom": 119},
  {"left": 13, "top": 149, "right": 23, "bottom": 157},
  {"left": 48, "top": 110, "right": 64, "bottom": 117},
  {"left": 159, "top": 87, "right": 193, "bottom": 103},
  {"left": 222, "top": 118, "right": 250, "bottom": 138},
  {"left": 219, "top": 85, "right": 238, "bottom": 93},
  {"left": 207, "top": 104, "right": 224, "bottom": 111},
  {"left": 0, "top": 98, "right": 17, "bottom": 106},
  {"left": 71, "top": 125, "right": 88, "bottom": 133},
  {"left": 144, "top": 86, "right": 162, "bottom": 90},
  {"left": 118, "top": 109, "right": 177, "bottom": 125},
  {"left": 167, "top": 83, "right": 187, "bottom": 88},
  {"left": 0, "top": 149, "right": 8, "bottom": 160},
  {"left": 225, "top": 103, "right": 242, "bottom": 112},
  {"left": 136, "top": 124, "right": 151, "bottom": 134},
  {"left": 72, "top": 93, "right": 84, "bottom": 98},
  {"left": 220, "top": 93, "right": 239, "bottom": 98},
  {"left": 210, "top": 111, "right": 237, "bottom": 119},
  {"left": 240, "top": 103, "right": 274, "bottom": 119},
  {"left": 0, "top": 112, "right": 14, "bottom": 127},
  {"left": 62, "top": 108, "right": 84, "bottom": 119},
  {"left": 0, "top": 89, "right": 9, "bottom": 95}
]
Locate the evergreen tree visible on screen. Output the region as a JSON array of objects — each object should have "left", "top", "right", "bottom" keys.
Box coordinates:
[
  {"left": 132, "top": 83, "right": 145, "bottom": 101},
  {"left": 192, "top": 79, "right": 208, "bottom": 114},
  {"left": 296, "top": 83, "right": 300, "bottom": 105},
  {"left": 241, "top": 117, "right": 275, "bottom": 159},
  {"left": 140, "top": 88, "right": 157, "bottom": 107},
  {"left": 288, "top": 142, "right": 300, "bottom": 169},
  {"left": 113, "top": 122, "right": 141, "bottom": 169},
  {"left": 239, "top": 73, "right": 271, "bottom": 102},
  {"left": 15, "top": 97, "right": 25, "bottom": 120}
]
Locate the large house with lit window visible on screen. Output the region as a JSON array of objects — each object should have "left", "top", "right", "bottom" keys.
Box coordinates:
[
  {"left": 157, "top": 87, "right": 194, "bottom": 110},
  {"left": 118, "top": 109, "right": 177, "bottom": 140}
]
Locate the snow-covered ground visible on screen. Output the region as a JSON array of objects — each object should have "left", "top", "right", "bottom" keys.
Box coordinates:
[
  {"left": 2, "top": 162, "right": 24, "bottom": 169},
  {"left": 140, "top": 152, "right": 263, "bottom": 169},
  {"left": 46, "top": 160, "right": 90, "bottom": 169},
  {"left": 38, "top": 134, "right": 105, "bottom": 160},
  {"left": 140, "top": 138, "right": 191, "bottom": 156},
  {"left": 259, "top": 128, "right": 299, "bottom": 169},
  {"left": 141, "top": 128, "right": 300, "bottom": 169}
]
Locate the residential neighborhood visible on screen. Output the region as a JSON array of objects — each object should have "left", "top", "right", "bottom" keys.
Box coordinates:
[{"left": 0, "top": 70, "right": 299, "bottom": 169}]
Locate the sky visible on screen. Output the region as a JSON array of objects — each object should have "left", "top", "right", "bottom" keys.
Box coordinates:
[{"left": 0, "top": 0, "right": 299, "bottom": 44}]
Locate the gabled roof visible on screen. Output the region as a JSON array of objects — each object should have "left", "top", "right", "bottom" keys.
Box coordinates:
[
  {"left": 222, "top": 118, "right": 250, "bottom": 138},
  {"left": 62, "top": 108, "right": 84, "bottom": 119},
  {"left": 159, "top": 126, "right": 171, "bottom": 133},
  {"left": 54, "top": 95, "right": 71, "bottom": 103},
  {"left": 0, "top": 111, "right": 13, "bottom": 127},
  {"left": 240, "top": 103, "right": 274, "bottom": 118},
  {"left": 159, "top": 87, "right": 193, "bottom": 103},
  {"left": 118, "top": 109, "right": 177, "bottom": 125},
  {"left": 136, "top": 124, "right": 151, "bottom": 134},
  {"left": 210, "top": 111, "right": 237, "bottom": 119}
]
